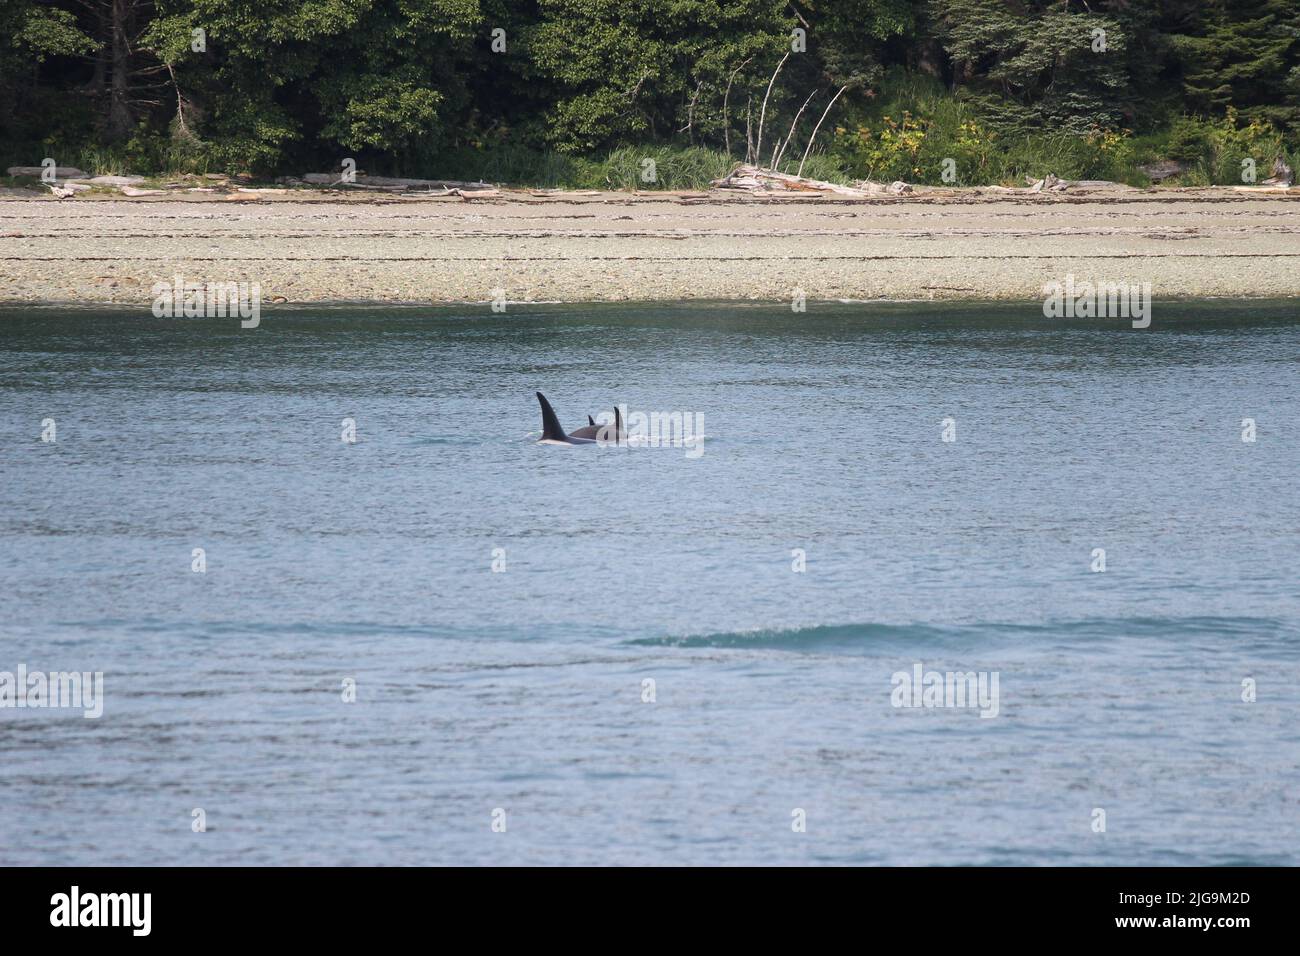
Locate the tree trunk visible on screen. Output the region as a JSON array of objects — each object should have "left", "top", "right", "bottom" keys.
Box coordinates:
[
  {"left": 915, "top": 38, "right": 945, "bottom": 79},
  {"left": 85, "top": 6, "right": 108, "bottom": 99},
  {"left": 107, "top": 0, "right": 135, "bottom": 140}
]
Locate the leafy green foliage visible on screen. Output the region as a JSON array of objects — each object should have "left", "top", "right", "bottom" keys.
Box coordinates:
[
  {"left": 829, "top": 69, "right": 1140, "bottom": 185},
  {"left": 1, "top": 0, "right": 1298, "bottom": 184},
  {"left": 9, "top": 3, "right": 98, "bottom": 62},
  {"left": 525, "top": 0, "right": 791, "bottom": 152}
]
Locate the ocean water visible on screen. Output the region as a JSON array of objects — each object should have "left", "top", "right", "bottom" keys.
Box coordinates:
[{"left": 0, "top": 300, "right": 1297, "bottom": 866}]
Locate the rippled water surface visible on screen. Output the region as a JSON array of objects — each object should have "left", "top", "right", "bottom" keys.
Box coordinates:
[{"left": 1, "top": 300, "right": 1297, "bottom": 865}]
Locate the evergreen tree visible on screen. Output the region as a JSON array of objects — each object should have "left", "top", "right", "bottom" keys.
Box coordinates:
[
  {"left": 928, "top": 0, "right": 1127, "bottom": 134},
  {"left": 1169, "top": 0, "right": 1300, "bottom": 129}
]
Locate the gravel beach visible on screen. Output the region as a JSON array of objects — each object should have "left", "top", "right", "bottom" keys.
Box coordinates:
[{"left": 3, "top": 187, "right": 1298, "bottom": 304}]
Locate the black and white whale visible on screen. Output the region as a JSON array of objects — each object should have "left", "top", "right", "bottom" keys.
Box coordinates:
[{"left": 536, "top": 392, "right": 626, "bottom": 445}]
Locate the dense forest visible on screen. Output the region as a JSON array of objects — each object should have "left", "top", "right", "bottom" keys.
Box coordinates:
[{"left": 3, "top": 0, "right": 1298, "bottom": 186}]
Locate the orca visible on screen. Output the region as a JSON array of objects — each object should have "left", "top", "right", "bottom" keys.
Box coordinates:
[
  {"left": 567, "top": 415, "right": 598, "bottom": 438},
  {"left": 567, "top": 406, "right": 627, "bottom": 441},
  {"left": 536, "top": 392, "right": 626, "bottom": 445}
]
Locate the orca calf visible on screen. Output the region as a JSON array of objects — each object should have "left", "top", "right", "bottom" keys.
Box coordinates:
[
  {"left": 536, "top": 392, "right": 626, "bottom": 445},
  {"left": 567, "top": 414, "right": 601, "bottom": 441},
  {"left": 567, "top": 406, "right": 626, "bottom": 441}
]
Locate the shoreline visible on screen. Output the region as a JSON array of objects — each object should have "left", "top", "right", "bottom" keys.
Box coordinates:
[
  {"left": 6, "top": 295, "right": 1298, "bottom": 312},
  {"left": 4, "top": 187, "right": 1300, "bottom": 305}
]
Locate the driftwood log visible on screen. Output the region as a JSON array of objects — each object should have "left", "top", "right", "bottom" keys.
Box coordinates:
[
  {"left": 1140, "top": 160, "right": 1190, "bottom": 183},
  {"left": 1263, "top": 157, "right": 1295, "bottom": 186},
  {"left": 301, "top": 173, "right": 494, "bottom": 192},
  {"left": 712, "top": 164, "right": 914, "bottom": 198},
  {"left": 1026, "top": 173, "right": 1068, "bottom": 192},
  {"left": 713, "top": 164, "right": 870, "bottom": 196},
  {"left": 7, "top": 166, "right": 90, "bottom": 179}
]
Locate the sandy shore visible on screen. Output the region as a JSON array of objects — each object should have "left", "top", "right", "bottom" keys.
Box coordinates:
[{"left": 3, "top": 187, "right": 1299, "bottom": 304}]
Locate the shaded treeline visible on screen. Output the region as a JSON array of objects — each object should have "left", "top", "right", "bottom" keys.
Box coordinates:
[{"left": 2, "top": 0, "right": 1298, "bottom": 180}]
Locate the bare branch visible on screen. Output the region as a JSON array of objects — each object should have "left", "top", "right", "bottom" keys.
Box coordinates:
[
  {"left": 167, "top": 62, "right": 188, "bottom": 135},
  {"left": 745, "top": 95, "right": 754, "bottom": 165},
  {"left": 755, "top": 51, "right": 790, "bottom": 169},
  {"left": 722, "top": 57, "right": 752, "bottom": 157},
  {"left": 774, "top": 87, "right": 819, "bottom": 170},
  {"left": 798, "top": 84, "right": 847, "bottom": 178},
  {"left": 678, "top": 79, "right": 705, "bottom": 141}
]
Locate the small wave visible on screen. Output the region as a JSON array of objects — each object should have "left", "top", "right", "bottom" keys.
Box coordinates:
[
  {"left": 628, "top": 615, "right": 1295, "bottom": 651},
  {"left": 412, "top": 435, "right": 483, "bottom": 446},
  {"left": 628, "top": 622, "right": 964, "bottom": 650}
]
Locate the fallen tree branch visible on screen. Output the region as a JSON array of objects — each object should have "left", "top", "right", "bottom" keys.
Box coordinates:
[
  {"left": 301, "top": 173, "right": 494, "bottom": 192},
  {"left": 711, "top": 163, "right": 875, "bottom": 197}
]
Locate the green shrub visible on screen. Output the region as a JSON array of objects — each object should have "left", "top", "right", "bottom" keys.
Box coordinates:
[{"left": 1204, "top": 108, "right": 1287, "bottom": 184}]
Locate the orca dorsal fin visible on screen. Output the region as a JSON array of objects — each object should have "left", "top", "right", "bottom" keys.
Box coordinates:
[
  {"left": 615, "top": 405, "right": 622, "bottom": 434},
  {"left": 537, "top": 392, "right": 567, "bottom": 441},
  {"left": 588, "top": 415, "right": 596, "bottom": 426}
]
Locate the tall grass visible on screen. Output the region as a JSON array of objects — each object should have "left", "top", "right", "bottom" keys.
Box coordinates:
[
  {"left": 3, "top": 134, "right": 217, "bottom": 180},
  {"left": 418, "top": 143, "right": 847, "bottom": 189}
]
